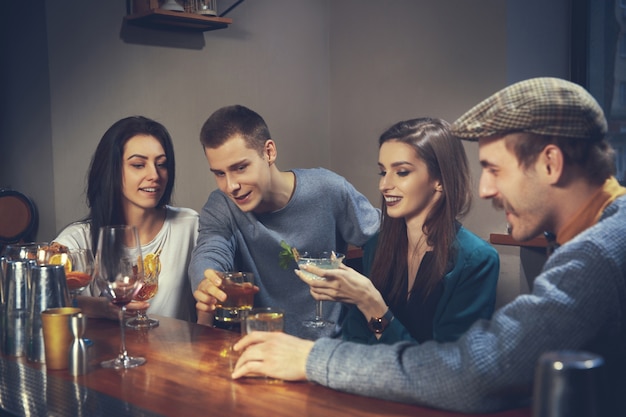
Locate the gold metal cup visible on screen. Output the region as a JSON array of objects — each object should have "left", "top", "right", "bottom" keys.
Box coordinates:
[{"left": 41, "top": 307, "right": 81, "bottom": 370}]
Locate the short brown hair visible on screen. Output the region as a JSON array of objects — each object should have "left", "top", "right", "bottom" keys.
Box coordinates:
[
  {"left": 505, "top": 132, "right": 615, "bottom": 185},
  {"left": 200, "top": 105, "right": 271, "bottom": 154}
]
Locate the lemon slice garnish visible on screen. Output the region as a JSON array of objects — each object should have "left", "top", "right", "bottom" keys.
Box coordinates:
[
  {"left": 49, "top": 253, "right": 72, "bottom": 274},
  {"left": 143, "top": 251, "right": 161, "bottom": 281}
]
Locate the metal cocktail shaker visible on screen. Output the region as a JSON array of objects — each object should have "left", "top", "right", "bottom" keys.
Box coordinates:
[
  {"left": 0, "top": 256, "right": 6, "bottom": 352},
  {"left": 0, "top": 256, "right": 6, "bottom": 306},
  {"left": 27, "top": 264, "right": 71, "bottom": 363},
  {"left": 532, "top": 350, "right": 606, "bottom": 417},
  {"left": 2, "top": 260, "right": 31, "bottom": 356}
]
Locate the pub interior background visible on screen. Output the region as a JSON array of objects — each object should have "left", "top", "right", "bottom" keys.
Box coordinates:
[{"left": 1, "top": 0, "right": 602, "bottom": 309}]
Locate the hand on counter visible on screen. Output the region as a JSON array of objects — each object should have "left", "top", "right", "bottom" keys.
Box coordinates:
[{"left": 231, "top": 332, "right": 313, "bottom": 381}]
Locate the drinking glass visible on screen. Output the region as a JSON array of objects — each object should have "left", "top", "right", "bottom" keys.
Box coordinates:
[
  {"left": 94, "top": 225, "right": 145, "bottom": 369},
  {"left": 297, "top": 251, "right": 345, "bottom": 328},
  {"left": 3, "top": 242, "right": 49, "bottom": 262},
  {"left": 48, "top": 249, "right": 94, "bottom": 305},
  {"left": 126, "top": 250, "right": 160, "bottom": 329},
  {"left": 244, "top": 307, "right": 284, "bottom": 333},
  {"left": 214, "top": 271, "right": 255, "bottom": 324},
  {"left": 237, "top": 307, "right": 285, "bottom": 382}
]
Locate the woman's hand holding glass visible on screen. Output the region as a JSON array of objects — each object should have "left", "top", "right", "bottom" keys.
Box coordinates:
[
  {"left": 296, "top": 252, "right": 345, "bottom": 328},
  {"left": 295, "top": 263, "right": 388, "bottom": 321}
]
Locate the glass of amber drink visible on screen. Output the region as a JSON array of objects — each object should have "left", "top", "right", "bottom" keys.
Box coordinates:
[
  {"left": 49, "top": 248, "right": 94, "bottom": 305},
  {"left": 244, "top": 307, "right": 284, "bottom": 333},
  {"left": 214, "top": 271, "right": 255, "bottom": 324},
  {"left": 126, "top": 250, "right": 160, "bottom": 329}
]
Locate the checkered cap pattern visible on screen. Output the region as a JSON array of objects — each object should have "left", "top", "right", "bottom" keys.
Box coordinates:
[{"left": 451, "top": 77, "right": 608, "bottom": 141}]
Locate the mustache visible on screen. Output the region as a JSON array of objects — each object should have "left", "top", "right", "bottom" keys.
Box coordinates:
[{"left": 492, "top": 198, "right": 505, "bottom": 211}]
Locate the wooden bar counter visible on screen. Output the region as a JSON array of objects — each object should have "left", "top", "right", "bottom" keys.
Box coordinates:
[{"left": 0, "top": 316, "right": 530, "bottom": 417}]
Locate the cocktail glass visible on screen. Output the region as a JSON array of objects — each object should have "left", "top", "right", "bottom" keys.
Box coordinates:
[
  {"left": 297, "top": 251, "right": 345, "bottom": 328},
  {"left": 62, "top": 249, "right": 95, "bottom": 305},
  {"left": 126, "top": 250, "right": 160, "bottom": 329}
]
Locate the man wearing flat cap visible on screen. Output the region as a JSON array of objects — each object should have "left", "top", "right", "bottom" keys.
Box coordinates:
[{"left": 229, "top": 78, "right": 626, "bottom": 414}]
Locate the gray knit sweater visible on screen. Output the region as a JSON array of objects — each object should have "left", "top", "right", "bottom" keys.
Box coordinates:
[
  {"left": 189, "top": 168, "right": 380, "bottom": 339},
  {"left": 307, "top": 195, "right": 626, "bottom": 413}
]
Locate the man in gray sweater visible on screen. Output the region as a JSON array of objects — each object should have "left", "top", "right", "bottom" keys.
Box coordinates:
[
  {"left": 231, "top": 78, "right": 626, "bottom": 414},
  {"left": 189, "top": 105, "right": 380, "bottom": 339}
]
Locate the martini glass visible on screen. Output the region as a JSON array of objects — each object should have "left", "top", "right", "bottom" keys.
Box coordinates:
[{"left": 297, "top": 251, "right": 345, "bottom": 328}]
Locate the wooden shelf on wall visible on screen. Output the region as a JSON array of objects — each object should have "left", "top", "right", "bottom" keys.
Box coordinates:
[
  {"left": 125, "top": 9, "right": 233, "bottom": 32},
  {"left": 489, "top": 233, "right": 548, "bottom": 248}
]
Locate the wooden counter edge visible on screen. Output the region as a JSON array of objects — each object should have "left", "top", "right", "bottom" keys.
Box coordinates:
[{"left": 489, "top": 233, "right": 547, "bottom": 248}]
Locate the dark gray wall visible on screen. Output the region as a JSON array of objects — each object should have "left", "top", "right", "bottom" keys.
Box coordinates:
[{"left": 1, "top": 0, "right": 570, "bottom": 305}]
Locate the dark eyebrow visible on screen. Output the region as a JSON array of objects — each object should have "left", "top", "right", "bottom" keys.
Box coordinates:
[
  {"left": 209, "top": 159, "right": 249, "bottom": 174},
  {"left": 378, "top": 161, "right": 415, "bottom": 168},
  {"left": 391, "top": 161, "right": 413, "bottom": 167},
  {"left": 126, "top": 153, "right": 167, "bottom": 161}
]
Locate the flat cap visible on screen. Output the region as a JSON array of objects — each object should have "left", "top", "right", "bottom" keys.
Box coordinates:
[{"left": 451, "top": 77, "right": 607, "bottom": 141}]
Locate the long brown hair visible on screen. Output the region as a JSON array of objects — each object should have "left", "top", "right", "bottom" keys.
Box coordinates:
[
  {"left": 86, "top": 116, "right": 176, "bottom": 252},
  {"left": 370, "top": 118, "right": 472, "bottom": 305}
]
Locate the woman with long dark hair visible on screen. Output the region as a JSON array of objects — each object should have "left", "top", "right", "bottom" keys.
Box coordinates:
[
  {"left": 53, "top": 116, "right": 199, "bottom": 321},
  {"left": 296, "top": 117, "right": 499, "bottom": 343}
]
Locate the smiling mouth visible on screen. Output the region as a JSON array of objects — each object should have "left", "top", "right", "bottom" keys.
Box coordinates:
[
  {"left": 233, "top": 191, "right": 251, "bottom": 202},
  {"left": 384, "top": 196, "right": 401, "bottom": 205},
  {"left": 140, "top": 187, "right": 160, "bottom": 194}
]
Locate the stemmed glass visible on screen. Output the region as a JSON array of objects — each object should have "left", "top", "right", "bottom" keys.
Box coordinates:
[
  {"left": 126, "top": 249, "right": 160, "bottom": 329},
  {"left": 297, "top": 251, "right": 345, "bottom": 328},
  {"left": 94, "top": 225, "right": 146, "bottom": 369},
  {"left": 64, "top": 249, "right": 95, "bottom": 305}
]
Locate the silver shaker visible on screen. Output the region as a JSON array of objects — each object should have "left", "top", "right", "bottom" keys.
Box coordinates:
[
  {"left": 0, "top": 256, "right": 6, "bottom": 353},
  {"left": 27, "top": 264, "right": 71, "bottom": 362},
  {"left": 68, "top": 312, "right": 88, "bottom": 375},
  {"left": 533, "top": 350, "right": 606, "bottom": 417},
  {"left": 0, "top": 255, "right": 6, "bottom": 306},
  {"left": 2, "top": 260, "right": 31, "bottom": 356}
]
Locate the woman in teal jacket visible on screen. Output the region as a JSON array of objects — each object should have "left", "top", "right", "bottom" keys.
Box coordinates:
[{"left": 296, "top": 117, "right": 499, "bottom": 344}]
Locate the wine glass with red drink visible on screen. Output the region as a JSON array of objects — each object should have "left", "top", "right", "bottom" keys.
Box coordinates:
[{"left": 94, "top": 225, "right": 145, "bottom": 369}]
